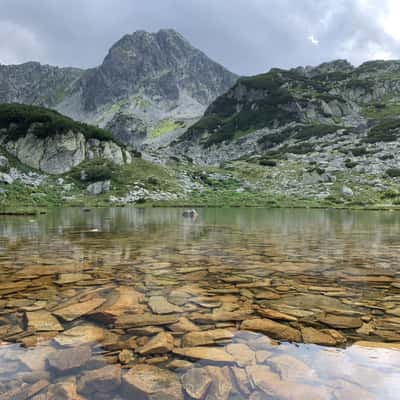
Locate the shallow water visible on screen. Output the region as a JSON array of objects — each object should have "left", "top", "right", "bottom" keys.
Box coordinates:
[{"left": 0, "top": 208, "right": 399, "bottom": 399}]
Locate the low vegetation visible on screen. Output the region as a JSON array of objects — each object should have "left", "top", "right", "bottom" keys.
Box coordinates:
[{"left": 0, "top": 103, "right": 115, "bottom": 142}]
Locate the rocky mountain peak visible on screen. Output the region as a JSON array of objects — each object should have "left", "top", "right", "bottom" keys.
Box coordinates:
[{"left": 79, "top": 29, "right": 237, "bottom": 112}]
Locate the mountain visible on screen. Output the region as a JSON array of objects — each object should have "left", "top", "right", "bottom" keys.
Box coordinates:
[
  {"left": 0, "top": 29, "right": 237, "bottom": 146},
  {"left": 175, "top": 59, "right": 400, "bottom": 162}
]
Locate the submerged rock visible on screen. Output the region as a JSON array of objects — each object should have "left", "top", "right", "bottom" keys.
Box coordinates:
[
  {"left": 25, "top": 310, "right": 63, "bottom": 332},
  {"left": 181, "top": 368, "right": 212, "bottom": 400},
  {"left": 138, "top": 331, "right": 175, "bottom": 355},
  {"left": 122, "top": 364, "right": 183, "bottom": 400},
  {"left": 148, "top": 296, "right": 183, "bottom": 315},
  {"left": 241, "top": 318, "right": 301, "bottom": 342},
  {"left": 173, "top": 347, "right": 235, "bottom": 363},
  {"left": 47, "top": 346, "right": 92, "bottom": 373}
]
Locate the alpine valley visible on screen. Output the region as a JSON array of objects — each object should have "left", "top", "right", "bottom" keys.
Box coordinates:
[{"left": 2, "top": 30, "right": 400, "bottom": 212}]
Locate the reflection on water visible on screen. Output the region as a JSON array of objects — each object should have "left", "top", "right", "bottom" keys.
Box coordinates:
[{"left": 0, "top": 208, "right": 399, "bottom": 399}]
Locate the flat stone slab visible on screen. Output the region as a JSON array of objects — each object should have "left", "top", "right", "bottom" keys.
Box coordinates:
[
  {"left": 53, "top": 297, "right": 106, "bottom": 321},
  {"left": 173, "top": 347, "right": 235, "bottom": 363},
  {"left": 25, "top": 310, "right": 63, "bottom": 332},
  {"left": 241, "top": 318, "right": 301, "bottom": 342},
  {"left": 122, "top": 364, "right": 183, "bottom": 400}
]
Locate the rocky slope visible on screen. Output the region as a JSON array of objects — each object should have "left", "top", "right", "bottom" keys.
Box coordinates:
[
  {"left": 176, "top": 59, "right": 400, "bottom": 156},
  {"left": 0, "top": 104, "right": 131, "bottom": 175},
  {"left": 0, "top": 29, "right": 237, "bottom": 147}
]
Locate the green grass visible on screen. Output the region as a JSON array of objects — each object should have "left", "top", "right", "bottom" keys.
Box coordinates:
[{"left": 150, "top": 120, "right": 184, "bottom": 138}]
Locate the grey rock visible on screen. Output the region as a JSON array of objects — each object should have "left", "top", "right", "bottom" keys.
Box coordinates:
[
  {"left": 86, "top": 180, "right": 111, "bottom": 195},
  {"left": 341, "top": 186, "right": 354, "bottom": 197},
  {"left": 0, "top": 172, "right": 13, "bottom": 184},
  {"left": 0, "top": 155, "right": 9, "bottom": 170}
]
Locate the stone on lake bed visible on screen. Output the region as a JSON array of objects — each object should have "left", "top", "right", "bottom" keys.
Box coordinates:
[
  {"left": 148, "top": 296, "right": 183, "bottom": 314},
  {"left": 89, "top": 286, "right": 145, "bottom": 323},
  {"left": 301, "top": 326, "right": 337, "bottom": 346},
  {"left": 138, "top": 331, "right": 175, "bottom": 355},
  {"left": 122, "top": 364, "right": 183, "bottom": 400},
  {"left": 25, "top": 310, "right": 63, "bottom": 332},
  {"left": 116, "top": 313, "right": 180, "bottom": 328},
  {"left": 353, "top": 341, "right": 400, "bottom": 350},
  {"left": 226, "top": 343, "right": 256, "bottom": 366},
  {"left": 241, "top": 318, "right": 301, "bottom": 342},
  {"left": 173, "top": 347, "right": 236, "bottom": 363},
  {"left": 53, "top": 297, "right": 106, "bottom": 321},
  {"left": 19, "top": 346, "right": 54, "bottom": 370},
  {"left": 318, "top": 313, "right": 363, "bottom": 329},
  {"left": 269, "top": 355, "right": 317, "bottom": 382},
  {"left": 119, "top": 349, "right": 134, "bottom": 365},
  {"left": 255, "top": 307, "right": 298, "bottom": 322},
  {"left": 47, "top": 345, "right": 92, "bottom": 373},
  {"left": 78, "top": 365, "right": 121, "bottom": 394},
  {"left": 54, "top": 324, "right": 105, "bottom": 346},
  {"left": 0, "top": 380, "right": 49, "bottom": 400},
  {"left": 169, "top": 317, "right": 201, "bottom": 333},
  {"left": 182, "top": 329, "right": 234, "bottom": 347},
  {"left": 55, "top": 273, "right": 92, "bottom": 285},
  {"left": 181, "top": 368, "right": 212, "bottom": 399},
  {"left": 247, "top": 364, "right": 329, "bottom": 400}
]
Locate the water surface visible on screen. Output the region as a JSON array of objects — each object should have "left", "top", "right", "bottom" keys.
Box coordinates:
[{"left": 0, "top": 208, "right": 399, "bottom": 399}]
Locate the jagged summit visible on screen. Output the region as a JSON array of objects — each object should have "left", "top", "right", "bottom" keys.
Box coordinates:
[
  {"left": 0, "top": 29, "right": 238, "bottom": 146},
  {"left": 80, "top": 28, "right": 236, "bottom": 111}
]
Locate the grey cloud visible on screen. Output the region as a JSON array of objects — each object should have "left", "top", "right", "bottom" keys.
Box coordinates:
[{"left": 0, "top": 0, "right": 399, "bottom": 75}]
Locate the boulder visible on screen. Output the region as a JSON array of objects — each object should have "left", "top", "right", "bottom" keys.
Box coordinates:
[
  {"left": 86, "top": 180, "right": 111, "bottom": 195},
  {"left": 0, "top": 172, "right": 13, "bottom": 184},
  {"left": 0, "top": 155, "right": 9, "bottom": 170},
  {"left": 341, "top": 185, "right": 354, "bottom": 197}
]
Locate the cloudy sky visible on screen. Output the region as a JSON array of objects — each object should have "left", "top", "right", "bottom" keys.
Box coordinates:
[{"left": 1, "top": 0, "right": 400, "bottom": 75}]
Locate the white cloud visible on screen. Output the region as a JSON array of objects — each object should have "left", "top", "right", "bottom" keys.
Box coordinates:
[
  {"left": 308, "top": 35, "right": 319, "bottom": 45},
  {"left": 379, "top": 0, "right": 400, "bottom": 41},
  {"left": 0, "top": 21, "right": 43, "bottom": 64}
]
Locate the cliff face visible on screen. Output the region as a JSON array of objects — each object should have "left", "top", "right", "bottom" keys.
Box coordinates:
[
  {"left": 0, "top": 104, "right": 131, "bottom": 174},
  {"left": 0, "top": 30, "right": 237, "bottom": 146}
]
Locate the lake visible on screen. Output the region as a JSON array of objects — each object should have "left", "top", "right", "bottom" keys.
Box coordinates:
[{"left": 0, "top": 208, "right": 399, "bottom": 399}]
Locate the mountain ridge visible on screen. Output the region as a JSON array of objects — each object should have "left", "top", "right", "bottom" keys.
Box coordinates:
[{"left": 0, "top": 29, "right": 238, "bottom": 147}]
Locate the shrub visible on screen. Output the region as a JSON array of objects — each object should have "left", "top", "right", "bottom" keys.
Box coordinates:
[
  {"left": 294, "top": 124, "right": 338, "bottom": 140},
  {"left": 345, "top": 160, "right": 358, "bottom": 169},
  {"left": 349, "top": 147, "right": 369, "bottom": 157},
  {"left": 364, "top": 119, "right": 400, "bottom": 143},
  {"left": 259, "top": 158, "right": 277, "bottom": 167},
  {"left": 386, "top": 168, "right": 400, "bottom": 178},
  {"left": 0, "top": 103, "right": 116, "bottom": 143},
  {"left": 379, "top": 154, "right": 394, "bottom": 161},
  {"left": 382, "top": 189, "right": 400, "bottom": 199},
  {"left": 71, "top": 160, "right": 115, "bottom": 183}
]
